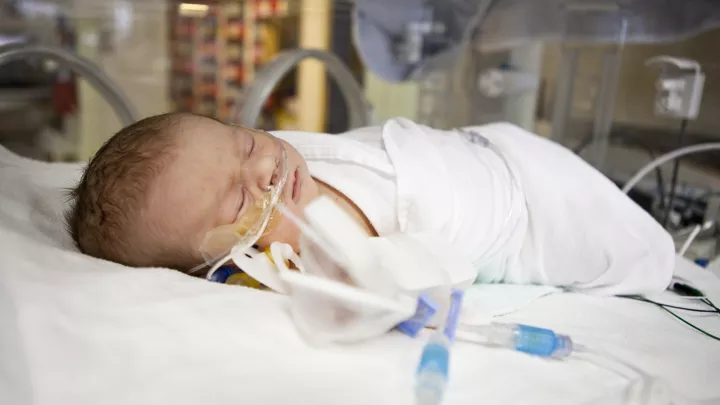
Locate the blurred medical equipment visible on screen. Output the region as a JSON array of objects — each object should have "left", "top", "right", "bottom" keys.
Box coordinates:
[
  {"left": 459, "top": 323, "right": 573, "bottom": 358},
  {"left": 0, "top": 43, "right": 138, "bottom": 126},
  {"left": 645, "top": 57, "right": 705, "bottom": 121},
  {"left": 192, "top": 134, "right": 289, "bottom": 274},
  {"left": 621, "top": 142, "right": 720, "bottom": 261},
  {"left": 355, "top": 0, "right": 720, "bottom": 186},
  {"left": 232, "top": 49, "right": 373, "bottom": 129},
  {"left": 642, "top": 56, "right": 707, "bottom": 227},
  {"left": 355, "top": 0, "right": 720, "bottom": 82},
  {"left": 677, "top": 221, "right": 714, "bottom": 258},
  {"left": 416, "top": 330, "right": 451, "bottom": 405},
  {"left": 239, "top": 193, "right": 580, "bottom": 405},
  {"left": 274, "top": 196, "right": 421, "bottom": 344},
  {"left": 0, "top": 41, "right": 138, "bottom": 158},
  {"left": 414, "top": 271, "right": 462, "bottom": 405},
  {"left": 622, "top": 143, "right": 720, "bottom": 195}
]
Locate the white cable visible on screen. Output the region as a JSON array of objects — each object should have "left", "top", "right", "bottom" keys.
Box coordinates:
[
  {"left": 573, "top": 344, "right": 658, "bottom": 405},
  {"left": 679, "top": 225, "right": 702, "bottom": 257},
  {"left": 622, "top": 143, "right": 720, "bottom": 194}
]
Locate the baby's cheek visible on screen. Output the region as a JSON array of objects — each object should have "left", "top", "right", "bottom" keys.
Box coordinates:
[{"left": 256, "top": 214, "right": 301, "bottom": 252}]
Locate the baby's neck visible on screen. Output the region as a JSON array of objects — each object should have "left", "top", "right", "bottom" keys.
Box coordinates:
[{"left": 313, "top": 178, "right": 378, "bottom": 237}]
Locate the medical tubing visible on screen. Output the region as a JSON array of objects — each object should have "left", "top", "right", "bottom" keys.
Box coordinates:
[
  {"left": 622, "top": 143, "right": 720, "bottom": 194},
  {"left": 704, "top": 298, "right": 720, "bottom": 313},
  {"left": 662, "top": 119, "right": 689, "bottom": 228},
  {"left": 483, "top": 140, "right": 527, "bottom": 261},
  {"left": 454, "top": 129, "right": 525, "bottom": 262},
  {"left": 0, "top": 43, "right": 139, "bottom": 126},
  {"left": 415, "top": 331, "right": 450, "bottom": 405},
  {"left": 201, "top": 251, "right": 234, "bottom": 280},
  {"left": 573, "top": 344, "right": 656, "bottom": 405},
  {"left": 679, "top": 224, "right": 702, "bottom": 257},
  {"left": 414, "top": 264, "right": 458, "bottom": 405},
  {"left": 463, "top": 323, "right": 573, "bottom": 358},
  {"left": 619, "top": 295, "right": 720, "bottom": 341},
  {"left": 489, "top": 142, "right": 524, "bottom": 237},
  {"left": 654, "top": 303, "right": 720, "bottom": 341},
  {"left": 415, "top": 287, "right": 452, "bottom": 405}
]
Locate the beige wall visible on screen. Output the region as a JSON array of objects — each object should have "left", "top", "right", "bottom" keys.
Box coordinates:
[
  {"left": 540, "top": 29, "right": 720, "bottom": 137},
  {"left": 75, "top": 4, "right": 170, "bottom": 160},
  {"left": 364, "top": 71, "right": 420, "bottom": 123}
]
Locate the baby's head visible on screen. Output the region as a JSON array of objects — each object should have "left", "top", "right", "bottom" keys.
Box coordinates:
[{"left": 66, "top": 113, "right": 318, "bottom": 272}]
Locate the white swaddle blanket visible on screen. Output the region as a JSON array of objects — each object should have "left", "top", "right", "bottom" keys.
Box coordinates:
[{"left": 379, "top": 118, "right": 675, "bottom": 295}]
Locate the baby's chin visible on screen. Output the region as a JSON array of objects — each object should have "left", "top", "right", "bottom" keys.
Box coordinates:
[{"left": 256, "top": 215, "right": 301, "bottom": 253}]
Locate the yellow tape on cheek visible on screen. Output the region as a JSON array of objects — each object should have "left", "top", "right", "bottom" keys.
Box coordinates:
[{"left": 233, "top": 198, "right": 266, "bottom": 235}]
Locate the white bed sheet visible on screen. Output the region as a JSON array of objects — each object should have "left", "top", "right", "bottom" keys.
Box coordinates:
[{"left": 1, "top": 145, "right": 720, "bottom": 405}]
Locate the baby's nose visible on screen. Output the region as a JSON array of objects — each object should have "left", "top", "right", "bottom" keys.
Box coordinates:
[{"left": 241, "top": 154, "right": 278, "bottom": 200}]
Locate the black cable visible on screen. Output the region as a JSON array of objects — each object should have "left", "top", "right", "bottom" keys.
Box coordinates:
[
  {"left": 656, "top": 305, "right": 720, "bottom": 342},
  {"left": 618, "top": 295, "right": 720, "bottom": 342},
  {"left": 645, "top": 149, "right": 667, "bottom": 210},
  {"left": 619, "top": 295, "right": 719, "bottom": 313},
  {"left": 703, "top": 298, "right": 720, "bottom": 313},
  {"left": 662, "top": 119, "right": 690, "bottom": 228}
]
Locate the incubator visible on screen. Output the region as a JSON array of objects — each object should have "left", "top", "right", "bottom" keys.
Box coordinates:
[{"left": 3, "top": 3, "right": 720, "bottom": 405}]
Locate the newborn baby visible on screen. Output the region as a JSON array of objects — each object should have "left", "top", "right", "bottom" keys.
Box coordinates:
[
  {"left": 67, "top": 112, "right": 675, "bottom": 295},
  {"left": 66, "top": 113, "right": 374, "bottom": 272}
]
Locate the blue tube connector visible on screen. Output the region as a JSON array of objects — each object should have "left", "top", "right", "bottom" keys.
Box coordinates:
[
  {"left": 469, "top": 323, "right": 573, "bottom": 358},
  {"left": 412, "top": 290, "right": 464, "bottom": 405}
]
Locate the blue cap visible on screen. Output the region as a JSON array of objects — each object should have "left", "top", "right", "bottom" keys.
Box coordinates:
[
  {"left": 443, "top": 289, "right": 464, "bottom": 342},
  {"left": 396, "top": 294, "right": 439, "bottom": 337},
  {"left": 208, "top": 265, "right": 237, "bottom": 283},
  {"left": 695, "top": 258, "right": 709, "bottom": 268}
]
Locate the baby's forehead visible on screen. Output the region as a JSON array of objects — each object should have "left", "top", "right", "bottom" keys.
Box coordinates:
[
  {"left": 147, "top": 118, "right": 242, "bottom": 239},
  {"left": 174, "top": 117, "right": 256, "bottom": 151}
]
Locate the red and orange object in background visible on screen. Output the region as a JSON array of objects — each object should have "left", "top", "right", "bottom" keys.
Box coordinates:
[{"left": 169, "top": 0, "right": 291, "bottom": 124}]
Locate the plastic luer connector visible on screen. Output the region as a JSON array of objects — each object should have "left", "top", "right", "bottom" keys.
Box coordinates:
[
  {"left": 396, "top": 294, "right": 439, "bottom": 338},
  {"left": 464, "top": 322, "right": 574, "bottom": 359}
]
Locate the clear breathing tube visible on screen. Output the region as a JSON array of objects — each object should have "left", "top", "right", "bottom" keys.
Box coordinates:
[{"left": 455, "top": 128, "right": 526, "bottom": 260}]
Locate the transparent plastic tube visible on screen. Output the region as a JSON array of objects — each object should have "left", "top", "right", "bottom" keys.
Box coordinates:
[
  {"left": 461, "top": 323, "right": 573, "bottom": 359},
  {"left": 414, "top": 290, "right": 462, "bottom": 405},
  {"left": 622, "top": 143, "right": 720, "bottom": 194},
  {"left": 416, "top": 331, "right": 450, "bottom": 405}
]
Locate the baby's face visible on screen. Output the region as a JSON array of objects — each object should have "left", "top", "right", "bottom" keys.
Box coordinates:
[{"left": 148, "top": 115, "right": 319, "bottom": 269}]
